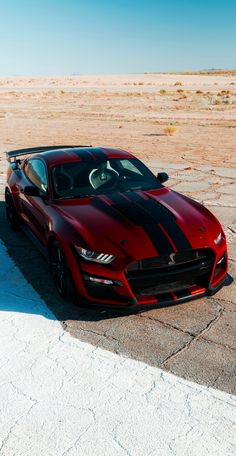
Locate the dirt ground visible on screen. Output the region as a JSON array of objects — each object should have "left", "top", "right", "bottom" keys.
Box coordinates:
[
  {"left": 0, "top": 74, "right": 235, "bottom": 394},
  {"left": 0, "top": 73, "right": 236, "bottom": 168}
]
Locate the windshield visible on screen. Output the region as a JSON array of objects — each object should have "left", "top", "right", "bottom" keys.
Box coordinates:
[{"left": 51, "top": 158, "right": 161, "bottom": 199}]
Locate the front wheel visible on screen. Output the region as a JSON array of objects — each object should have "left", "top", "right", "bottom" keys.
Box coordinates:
[
  {"left": 49, "top": 241, "right": 77, "bottom": 303},
  {"left": 5, "top": 190, "right": 20, "bottom": 230}
]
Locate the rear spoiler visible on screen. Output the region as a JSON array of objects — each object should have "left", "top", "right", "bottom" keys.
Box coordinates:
[{"left": 6, "top": 145, "right": 90, "bottom": 163}]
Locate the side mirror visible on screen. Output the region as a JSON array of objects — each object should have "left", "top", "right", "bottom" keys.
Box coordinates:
[
  {"left": 157, "top": 172, "right": 169, "bottom": 183},
  {"left": 21, "top": 185, "right": 41, "bottom": 197}
]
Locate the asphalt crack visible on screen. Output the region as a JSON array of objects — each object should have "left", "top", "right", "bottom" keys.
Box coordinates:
[
  {"left": 139, "top": 313, "right": 195, "bottom": 337},
  {"left": 200, "top": 335, "right": 236, "bottom": 352},
  {"left": 162, "top": 303, "right": 224, "bottom": 367}
]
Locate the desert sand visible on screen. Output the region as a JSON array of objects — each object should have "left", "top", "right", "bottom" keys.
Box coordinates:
[{"left": 0, "top": 73, "right": 235, "bottom": 169}]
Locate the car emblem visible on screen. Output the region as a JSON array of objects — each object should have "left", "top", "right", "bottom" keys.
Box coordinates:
[
  {"left": 199, "top": 227, "right": 205, "bottom": 232},
  {"left": 168, "top": 253, "right": 176, "bottom": 265}
]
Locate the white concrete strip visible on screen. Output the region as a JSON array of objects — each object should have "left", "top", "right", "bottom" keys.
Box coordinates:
[{"left": 0, "top": 240, "right": 235, "bottom": 456}]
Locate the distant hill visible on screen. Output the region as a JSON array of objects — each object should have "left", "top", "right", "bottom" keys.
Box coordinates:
[{"left": 145, "top": 70, "right": 236, "bottom": 76}]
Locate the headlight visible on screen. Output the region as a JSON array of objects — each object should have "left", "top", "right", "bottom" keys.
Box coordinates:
[
  {"left": 214, "top": 232, "right": 222, "bottom": 245},
  {"left": 74, "top": 246, "right": 116, "bottom": 264}
]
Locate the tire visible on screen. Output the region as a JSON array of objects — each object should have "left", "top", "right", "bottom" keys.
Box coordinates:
[
  {"left": 49, "top": 241, "right": 77, "bottom": 303},
  {"left": 5, "top": 190, "right": 20, "bottom": 230}
]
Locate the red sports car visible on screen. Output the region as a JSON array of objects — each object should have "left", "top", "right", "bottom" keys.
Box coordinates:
[{"left": 5, "top": 145, "right": 228, "bottom": 309}]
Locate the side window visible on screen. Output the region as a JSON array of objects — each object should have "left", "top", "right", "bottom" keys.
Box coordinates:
[{"left": 24, "top": 159, "right": 48, "bottom": 192}]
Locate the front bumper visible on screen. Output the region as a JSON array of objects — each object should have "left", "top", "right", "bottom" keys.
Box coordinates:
[
  {"left": 74, "top": 248, "right": 229, "bottom": 310},
  {"left": 82, "top": 273, "right": 229, "bottom": 310}
]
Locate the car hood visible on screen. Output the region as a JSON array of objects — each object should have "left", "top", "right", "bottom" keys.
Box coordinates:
[{"left": 55, "top": 188, "right": 221, "bottom": 261}]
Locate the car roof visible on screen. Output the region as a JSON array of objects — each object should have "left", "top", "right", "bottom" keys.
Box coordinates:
[{"left": 33, "top": 147, "right": 134, "bottom": 166}]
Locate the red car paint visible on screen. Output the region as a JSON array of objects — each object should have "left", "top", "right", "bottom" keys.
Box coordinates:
[{"left": 5, "top": 146, "right": 228, "bottom": 309}]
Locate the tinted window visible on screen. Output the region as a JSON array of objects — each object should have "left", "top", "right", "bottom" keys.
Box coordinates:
[
  {"left": 52, "top": 158, "right": 161, "bottom": 199},
  {"left": 24, "top": 159, "right": 48, "bottom": 192},
  {"left": 120, "top": 159, "right": 142, "bottom": 175}
]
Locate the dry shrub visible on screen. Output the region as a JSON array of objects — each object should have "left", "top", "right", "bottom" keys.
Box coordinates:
[
  {"left": 174, "top": 81, "right": 183, "bottom": 86},
  {"left": 177, "top": 89, "right": 184, "bottom": 93},
  {"left": 218, "top": 90, "right": 230, "bottom": 95},
  {"left": 196, "top": 90, "right": 203, "bottom": 94},
  {"left": 164, "top": 125, "right": 177, "bottom": 136},
  {"left": 159, "top": 89, "right": 167, "bottom": 95},
  {"left": 213, "top": 99, "right": 222, "bottom": 105}
]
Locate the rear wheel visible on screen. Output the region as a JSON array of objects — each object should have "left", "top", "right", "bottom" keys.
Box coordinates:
[
  {"left": 5, "top": 190, "right": 20, "bottom": 230},
  {"left": 49, "top": 241, "right": 77, "bottom": 303}
]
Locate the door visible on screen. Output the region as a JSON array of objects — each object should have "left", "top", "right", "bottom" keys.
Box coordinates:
[{"left": 20, "top": 158, "right": 50, "bottom": 245}]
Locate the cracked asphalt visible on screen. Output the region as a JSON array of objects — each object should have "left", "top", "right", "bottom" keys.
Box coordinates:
[{"left": 0, "top": 160, "right": 235, "bottom": 395}]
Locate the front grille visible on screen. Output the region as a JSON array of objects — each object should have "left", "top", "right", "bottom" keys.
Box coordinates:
[
  {"left": 126, "top": 249, "right": 214, "bottom": 296},
  {"left": 127, "top": 250, "right": 208, "bottom": 271}
]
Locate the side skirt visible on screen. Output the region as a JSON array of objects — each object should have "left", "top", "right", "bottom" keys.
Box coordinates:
[{"left": 21, "top": 225, "right": 48, "bottom": 261}]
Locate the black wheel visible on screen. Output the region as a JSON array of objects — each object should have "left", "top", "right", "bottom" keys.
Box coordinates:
[
  {"left": 5, "top": 190, "right": 20, "bottom": 230},
  {"left": 49, "top": 241, "right": 77, "bottom": 303}
]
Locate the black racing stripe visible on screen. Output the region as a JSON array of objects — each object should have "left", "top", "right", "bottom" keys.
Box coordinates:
[
  {"left": 71, "top": 148, "right": 107, "bottom": 161},
  {"left": 84, "top": 150, "right": 96, "bottom": 160},
  {"left": 98, "top": 148, "right": 109, "bottom": 156},
  {"left": 92, "top": 196, "right": 129, "bottom": 225},
  {"left": 106, "top": 192, "right": 128, "bottom": 205},
  {"left": 72, "top": 149, "right": 95, "bottom": 161},
  {"left": 127, "top": 192, "right": 192, "bottom": 251},
  {"left": 89, "top": 148, "right": 107, "bottom": 159},
  {"left": 108, "top": 193, "right": 173, "bottom": 254},
  {"left": 124, "top": 191, "right": 146, "bottom": 204},
  {"left": 144, "top": 224, "right": 173, "bottom": 254}
]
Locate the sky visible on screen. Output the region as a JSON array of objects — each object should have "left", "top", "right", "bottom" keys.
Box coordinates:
[{"left": 0, "top": 0, "right": 235, "bottom": 75}]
